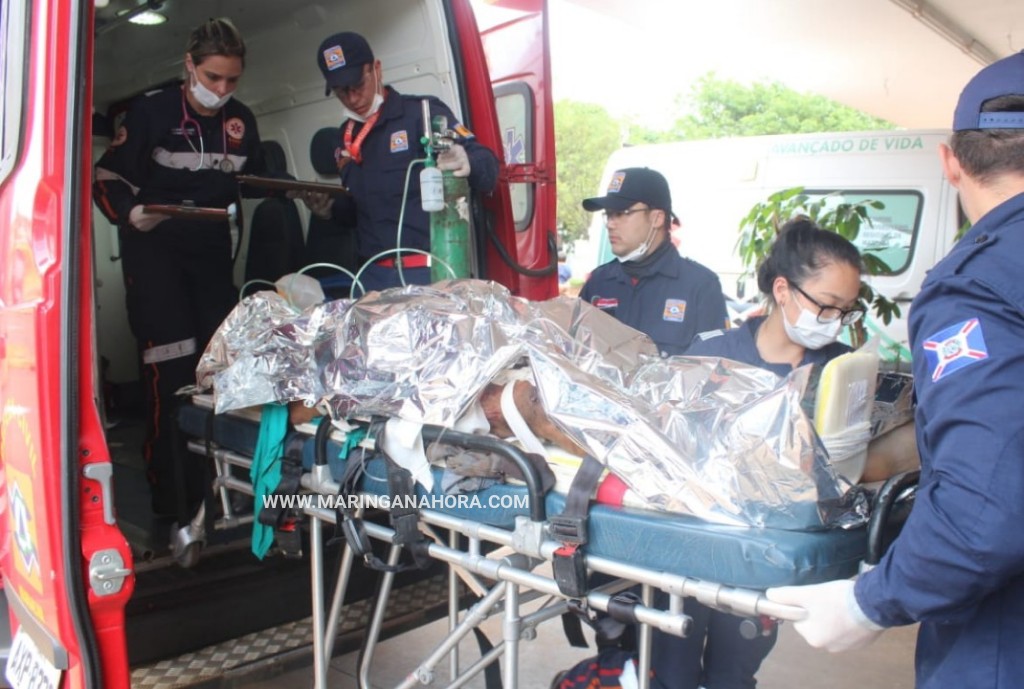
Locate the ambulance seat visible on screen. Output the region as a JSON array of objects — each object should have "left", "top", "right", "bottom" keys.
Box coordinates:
[
  {"left": 304, "top": 127, "right": 358, "bottom": 298},
  {"left": 244, "top": 140, "right": 305, "bottom": 290}
]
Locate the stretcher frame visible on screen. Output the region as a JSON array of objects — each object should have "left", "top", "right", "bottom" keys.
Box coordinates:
[{"left": 180, "top": 395, "right": 903, "bottom": 689}]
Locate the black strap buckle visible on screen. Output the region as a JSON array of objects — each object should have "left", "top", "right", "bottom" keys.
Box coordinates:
[
  {"left": 549, "top": 514, "right": 588, "bottom": 545},
  {"left": 553, "top": 543, "right": 588, "bottom": 598},
  {"left": 275, "top": 518, "right": 303, "bottom": 559}
]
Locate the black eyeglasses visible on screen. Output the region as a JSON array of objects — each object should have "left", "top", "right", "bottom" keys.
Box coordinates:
[
  {"left": 603, "top": 206, "right": 651, "bottom": 222},
  {"left": 790, "top": 282, "right": 865, "bottom": 325},
  {"left": 334, "top": 66, "right": 371, "bottom": 97}
]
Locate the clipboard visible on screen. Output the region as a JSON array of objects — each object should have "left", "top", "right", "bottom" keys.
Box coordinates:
[
  {"left": 142, "top": 204, "right": 233, "bottom": 221},
  {"left": 236, "top": 175, "right": 350, "bottom": 196}
]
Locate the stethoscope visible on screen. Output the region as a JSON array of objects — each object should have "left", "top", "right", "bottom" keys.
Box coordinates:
[{"left": 179, "top": 87, "right": 232, "bottom": 172}]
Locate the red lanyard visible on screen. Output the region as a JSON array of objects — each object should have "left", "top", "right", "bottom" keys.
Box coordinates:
[{"left": 342, "top": 108, "right": 383, "bottom": 166}]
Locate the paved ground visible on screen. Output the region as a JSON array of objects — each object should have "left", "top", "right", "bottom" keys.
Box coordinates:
[{"left": 239, "top": 594, "right": 918, "bottom": 689}]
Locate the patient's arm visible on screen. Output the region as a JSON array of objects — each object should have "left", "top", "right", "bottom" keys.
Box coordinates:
[
  {"left": 289, "top": 400, "right": 321, "bottom": 426},
  {"left": 861, "top": 422, "right": 920, "bottom": 483}
]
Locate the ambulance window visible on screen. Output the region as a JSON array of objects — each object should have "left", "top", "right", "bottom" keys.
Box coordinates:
[
  {"left": 493, "top": 82, "right": 534, "bottom": 232},
  {"left": 807, "top": 190, "right": 922, "bottom": 275},
  {"left": 0, "top": 0, "right": 28, "bottom": 186}
]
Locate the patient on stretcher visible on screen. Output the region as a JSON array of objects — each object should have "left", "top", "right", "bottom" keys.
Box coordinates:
[{"left": 195, "top": 278, "right": 913, "bottom": 530}]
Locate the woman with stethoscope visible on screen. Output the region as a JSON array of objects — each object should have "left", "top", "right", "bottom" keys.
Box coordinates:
[{"left": 93, "top": 17, "right": 266, "bottom": 518}]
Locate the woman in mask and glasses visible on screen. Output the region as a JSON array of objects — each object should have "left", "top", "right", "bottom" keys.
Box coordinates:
[
  {"left": 93, "top": 18, "right": 267, "bottom": 518},
  {"left": 659, "top": 217, "right": 865, "bottom": 689}
]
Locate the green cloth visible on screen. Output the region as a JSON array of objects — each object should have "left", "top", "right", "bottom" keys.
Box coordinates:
[
  {"left": 338, "top": 426, "right": 368, "bottom": 462},
  {"left": 249, "top": 410, "right": 367, "bottom": 559},
  {"left": 250, "top": 403, "right": 289, "bottom": 559}
]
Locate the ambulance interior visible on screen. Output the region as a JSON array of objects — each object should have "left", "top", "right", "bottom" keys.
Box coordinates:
[{"left": 90, "top": 0, "right": 477, "bottom": 667}]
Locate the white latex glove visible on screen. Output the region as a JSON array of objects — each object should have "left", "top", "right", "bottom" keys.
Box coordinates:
[
  {"left": 128, "top": 204, "right": 169, "bottom": 232},
  {"left": 766, "top": 579, "right": 884, "bottom": 652},
  {"left": 298, "top": 191, "right": 333, "bottom": 220},
  {"left": 436, "top": 143, "right": 471, "bottom": 177}
]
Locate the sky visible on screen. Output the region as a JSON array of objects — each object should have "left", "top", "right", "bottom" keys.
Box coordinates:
[
  {"left": 471, "top": 0, "right": 804, "bottom": 129},
  {"left": 547, "top": 1, "right": 699, "bottom": 128},
  {"left": 475, "top": 0, "right": 998, "bottom": 131},
  {"left": 545, "top": 0, "right": 830, "bottom": 129}
]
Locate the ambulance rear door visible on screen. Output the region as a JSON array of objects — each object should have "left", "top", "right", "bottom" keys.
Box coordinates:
[
  {"left": 471, "top": 0, "right": 558, "bottom": 300},
  {"left": 0, "top": 0, "right": 131, "bottom": 688}
]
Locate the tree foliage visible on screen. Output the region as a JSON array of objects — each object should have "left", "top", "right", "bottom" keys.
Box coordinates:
[
  {"left": 552, "top": 75, "right": 893, "bottom": 249},
  {"left": 554, "top": 100, "right": 621, "bottom": 245},
  {"left": 646, "top": 73, "right": 894, "bottom": 143}
]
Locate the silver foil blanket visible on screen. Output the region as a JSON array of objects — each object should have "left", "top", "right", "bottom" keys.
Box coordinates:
[{"left": 197, "top": 279, "right": 865, "bottom": 529}]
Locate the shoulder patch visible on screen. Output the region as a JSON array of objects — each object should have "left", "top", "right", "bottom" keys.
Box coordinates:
[
  {"left": 921, "top": 317, "right": 989, "bottom": 382},
  {"left": 592, "top": 297, "right": 618, "bottom": 310}
]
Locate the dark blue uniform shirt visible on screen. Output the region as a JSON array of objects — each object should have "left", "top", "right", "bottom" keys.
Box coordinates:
[
  {"left": 855, "top": 191, "right": 1024, "bottom": 689},
  {"left": 94, "top": 84, "right": 264, "bottom": 226},
  {"left": 580, "top": 245, "right": 727, "bottom": 356},
  {"left": 329, "top": 86, "right": 498, "bottom": 261},
  {"left": 686, "top": 315, "right": 850, "bottom": 376}
]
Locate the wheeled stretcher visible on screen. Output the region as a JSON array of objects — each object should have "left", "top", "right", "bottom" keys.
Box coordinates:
[{"left": 176, "top": 394, "right": 913, "bottom": 689}]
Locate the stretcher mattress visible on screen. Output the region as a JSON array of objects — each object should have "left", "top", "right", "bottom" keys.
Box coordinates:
[{"left": 178, "top": 403, "right": 867, "bottom": 588}]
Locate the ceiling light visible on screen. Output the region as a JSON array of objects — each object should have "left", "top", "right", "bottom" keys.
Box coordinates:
[{"left": 116, "top": 9, "right": 167, "bottom": 26}]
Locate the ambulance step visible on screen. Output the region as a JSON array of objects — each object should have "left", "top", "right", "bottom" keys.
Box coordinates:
[{"left": 129, "top": 572, "right": 451, "bottom": 688}]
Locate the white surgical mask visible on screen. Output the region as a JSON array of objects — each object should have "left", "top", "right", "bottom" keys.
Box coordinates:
[
  {"left": 338, "top": 70, "right": 384, "bottom": 123},
  {"left": 189, "top": 69, "right": 232, "bottom": 111},
  {"left": 782, "top": 300, "right": 843, "bottom": 350},
  {"left": 616, "top": 224, "right": 657, "bottom": 263}
]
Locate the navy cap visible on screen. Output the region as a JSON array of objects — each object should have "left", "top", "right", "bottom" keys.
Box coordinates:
[
  {"left": 582, "top": 167, "right": 675, "bottom": 219},
  {"left": 317, "top": 32, "right": 374, "bottom": 97},
  {"left": 953, "top": 50, "right": 1024, "bottom": 131}
]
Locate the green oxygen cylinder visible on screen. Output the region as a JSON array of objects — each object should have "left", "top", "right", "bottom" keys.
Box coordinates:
[{"left": 428, "top": 115, "right": 472, "bottom": 282}]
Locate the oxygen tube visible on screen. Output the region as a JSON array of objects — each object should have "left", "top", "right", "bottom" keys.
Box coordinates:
[{"left": 420, "top": 99, "right": 472, "bottom": 282}]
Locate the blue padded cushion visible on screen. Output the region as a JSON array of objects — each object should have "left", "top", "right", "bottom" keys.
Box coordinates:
[{"left": 178, "top": 404, "right": 866, "bottom": 587}]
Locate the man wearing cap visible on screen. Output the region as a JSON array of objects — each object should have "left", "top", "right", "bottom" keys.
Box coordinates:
[
  {"left": 299, "top": 31, "right": 498, "bottom": 292},
  {"left": 580, "top": 167, "right": 727, "bottom": 356},
  {"left": 767, "top": 51, "right": 1024, "bottom": 689}
]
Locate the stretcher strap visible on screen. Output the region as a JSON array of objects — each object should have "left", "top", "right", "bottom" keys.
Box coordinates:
[
  {"left": 562, "top": 592, "right": 643, "bottom": 650},
  {"left": 255, "top": 432, "right": 306, "bottom": 558},
  {"left": 386, "top": 463, "right": 433, "bottom": 570},
  {"left": 551, "top": 455, "right": 604, "bottom": 599},
  {"left": 471, "top": 627, "right": 504, "bottom": 689},
  {"left": 331, "top": 422, "right": 432, "bottom": 573}
]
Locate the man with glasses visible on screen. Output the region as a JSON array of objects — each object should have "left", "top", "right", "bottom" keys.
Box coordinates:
[
  {"left": 580, "top": 167, "right": 728, "bottom": 356},
  {"left": 299, "top": 31, "right": 498, "bottom": 292}
]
